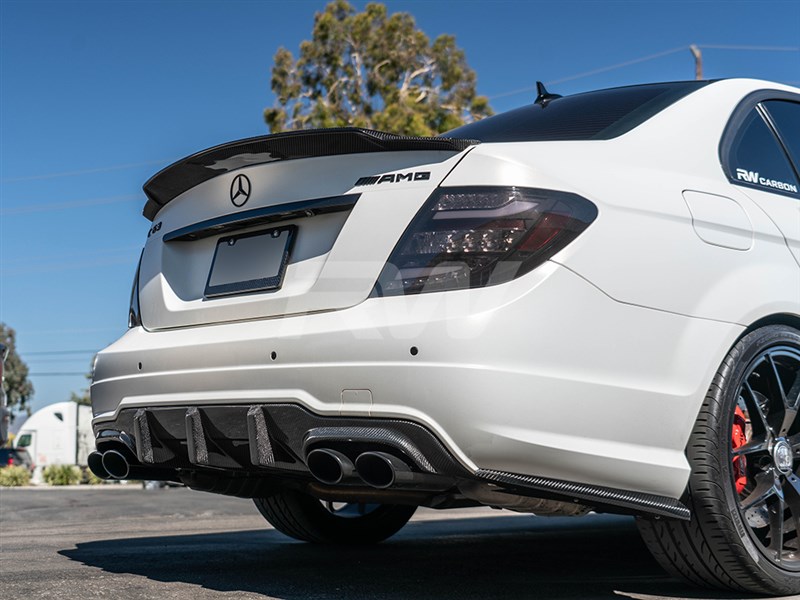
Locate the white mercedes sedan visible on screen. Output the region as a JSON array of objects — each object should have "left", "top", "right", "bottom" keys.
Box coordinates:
[{"left": 90, "top": 79, "right": 800, "bottom": 595}]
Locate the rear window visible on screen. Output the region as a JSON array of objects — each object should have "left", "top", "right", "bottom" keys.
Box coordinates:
[
  {"left": 763, "top": 100, "right": 800, "bottom": 169},
  {"left": 446, "top": 81, "right": 710, "bottom": 142},
  {"left": 726, "top": 108, "right": 799, "bottom": 197}
]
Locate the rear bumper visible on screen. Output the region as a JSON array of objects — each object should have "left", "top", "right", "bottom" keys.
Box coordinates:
[
  {"left": 91, "top": 261, "right": 743, "bottom": 500},
  {"left": 92, "top": 401, "right": 690, "bottom": 519}
]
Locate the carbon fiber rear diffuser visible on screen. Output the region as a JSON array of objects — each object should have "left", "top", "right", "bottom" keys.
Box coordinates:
[{"left": 100, "top": 404, "right": 690, "bottom": 519}]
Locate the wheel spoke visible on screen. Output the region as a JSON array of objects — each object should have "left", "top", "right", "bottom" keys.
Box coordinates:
[
  {"left": 768, "top": 493, "right": 786, "bottom": 559},
  {"left": 783, "top": 474, "right": 800, "bottom": 536},
  {"left": 787, "top": 368, "right": 800, "bottom": 412},
  {"left": 766, "top": 354, "right": 800, "bottom": 437},
  {"left": 767, "top": 354, "right": 788, "bottom": 405},
  {"left": 732, "top": 439, "right": 770, "bottom": 456},
  {"left": 779, "top": 408, "right": 799, "bottom": 438},
  {"left": 741, "top": 472, "right": 779, "bottom": 510},
  {"left": 742, "top": 380, "right": 773, "bottom": 439}
]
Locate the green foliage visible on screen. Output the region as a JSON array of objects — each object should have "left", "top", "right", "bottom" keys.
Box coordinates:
[
  {"left": 42, "top": 464, "right": 82, "bottom": 486},
  {"left": 0, "top": 465, "right": 31, "bottom": 487},
  {"left": 0, "top": 323, "right": 34, "bottom": 414},
  {"left": 265, "top": 0, "right": 492, "bottom": 135},
  {"left": 70, "top": 389, "right": 91, "bottom": 406}
]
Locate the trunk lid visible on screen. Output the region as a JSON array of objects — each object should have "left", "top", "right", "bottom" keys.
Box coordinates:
[{"left": 139, "top": 134, "right": 474, "bottom": 330}]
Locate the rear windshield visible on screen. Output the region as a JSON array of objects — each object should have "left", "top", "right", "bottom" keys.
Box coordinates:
[{"left": 446, "top": 81, "right": 710, "bottom": 142}]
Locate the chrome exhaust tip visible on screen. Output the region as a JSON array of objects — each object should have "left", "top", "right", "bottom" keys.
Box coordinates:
[
  {"left": 306, "top": 448, "right": 356, "bottom": 485},
  {"left": 87, "top": 451, "right": 111, "bottom": 480},
  {"left": 101, "top": 449, "right": 131, "bottom": 479},
  {"left": 355, "top": 451, "right": 411, "bottom": 489}
]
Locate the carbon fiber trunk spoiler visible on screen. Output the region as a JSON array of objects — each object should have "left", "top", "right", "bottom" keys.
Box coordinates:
[{"left": 142, "top": 127, "right": 479, "bottom": 220}]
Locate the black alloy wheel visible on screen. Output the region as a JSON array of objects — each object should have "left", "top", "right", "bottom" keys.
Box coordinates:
[
  {"left": 732, "top": 344, "right": 800, "bottom": 569},
  {"left": 638, "top": 325, "right": 800, "bottom": 595}
]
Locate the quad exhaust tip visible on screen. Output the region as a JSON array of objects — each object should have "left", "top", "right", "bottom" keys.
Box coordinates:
[
  {"left": 355, "top": 451, "right": 411, "bottom": 489},
  {"left": 100, "top": 449, "right": 131, "bottom": 480},
  {"left": 87, "top": 451, "right": 111, "bottom": 480},
  {"left": 306, "top": 448, "right": 356, "bottom": 485},
  {"left": 307, "top": 448, "right": 415, "bottom": 488}
]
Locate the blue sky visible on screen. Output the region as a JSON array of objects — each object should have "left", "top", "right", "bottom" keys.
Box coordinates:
[{"left": 1, "top": 0, "right": 799, "bottom": 415}]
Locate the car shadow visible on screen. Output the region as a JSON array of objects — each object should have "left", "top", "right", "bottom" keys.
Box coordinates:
[{"left": 59, "top": 513, "right": 762, "bottom": 600}]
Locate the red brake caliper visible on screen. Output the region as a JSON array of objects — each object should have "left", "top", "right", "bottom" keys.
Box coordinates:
[{"left": 732, "top": 406, "right": 748, "bottom": 494}]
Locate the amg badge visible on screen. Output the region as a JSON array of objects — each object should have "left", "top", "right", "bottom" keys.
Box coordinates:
[{"left": 355, "top": 171, "right": 431, "bottom": 186}]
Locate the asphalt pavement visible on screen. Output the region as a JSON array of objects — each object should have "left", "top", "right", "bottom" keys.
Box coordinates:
[{"left": 0, "top": 486, "right": 793, "bottom": 600}]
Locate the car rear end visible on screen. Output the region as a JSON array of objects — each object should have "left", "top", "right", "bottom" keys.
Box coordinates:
[
  {"left": 0, "top": 448, "right": 33, "bottom": 474},
  {"left": 90, "top": 84, "right": 740, "bottom": 519}
]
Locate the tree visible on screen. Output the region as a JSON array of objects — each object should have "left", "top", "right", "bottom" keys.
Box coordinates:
[
  {"left": 0, "top": 323, "right": 34, "bottom": 414},
  {"left": 68, "top": 355, "right": 94, "bottom": 407},
  {"left": 70, "top": 389, "right": 91, "bottom": 407},
  {"left": 264, "top": 1, "right": 492, "bottom": 136},
  {"left": 69, "top": 369, "right": 92, "bottom": 407}
]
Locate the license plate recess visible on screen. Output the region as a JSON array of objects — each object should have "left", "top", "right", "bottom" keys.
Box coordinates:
[{"left": 204, "top": 225, "right": 296, "bottom": 298}]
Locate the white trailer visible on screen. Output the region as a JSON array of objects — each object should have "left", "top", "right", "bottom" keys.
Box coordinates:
[
  {"left": 0, "top": 342, "right": 8, "bottom": 447},
  {"left": 14, "top": 402, "right": 93, "bottom": 480}
]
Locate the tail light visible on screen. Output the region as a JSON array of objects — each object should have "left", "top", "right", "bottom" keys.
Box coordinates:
[{"left": 372, "top": 186, "right": 597, "bottom": 296}]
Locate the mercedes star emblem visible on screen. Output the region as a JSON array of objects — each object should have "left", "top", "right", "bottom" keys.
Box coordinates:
[{"left": 230, "top": 174, "right": 251, "bottom": 207}]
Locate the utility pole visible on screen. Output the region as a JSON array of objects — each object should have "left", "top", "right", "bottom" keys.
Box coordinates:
[{"left": 690, "top": 45, "right": 703, "bottom": 80}]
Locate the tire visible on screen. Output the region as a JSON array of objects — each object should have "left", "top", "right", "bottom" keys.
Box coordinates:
[
  {"left": 638, "top": 324, "right": 800, "bottom": 595},
  {"left": 253, "top": 489, "right": 416, "bottom": 544}
]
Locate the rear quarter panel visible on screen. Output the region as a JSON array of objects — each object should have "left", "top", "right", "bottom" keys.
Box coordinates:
[{"left": 444, "top": 80, "right": 800, "bottom": 327}]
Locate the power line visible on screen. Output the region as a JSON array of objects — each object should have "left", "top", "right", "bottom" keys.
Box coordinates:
[
  {"left": 488, "top": 46, "right": 687, "bottom": 100},
  {"left": 487, "top": 44, "right": 800, "bottom": 101},
  {"left": 0, "top": 194, "right": 141, "bottom": 217},
  {"left": 25, "top": 357, "right": 96, "bottom": 363},
  {"left": 1, "top": 44, "right": 796, "bottom": 203},
  {"left": 23, "top": 350, "right": 98, "bottom": 356},
  {"left": 547, "top": 46, "right": 690, "bottom": 87},
  {"left": 1, "top": 255, "right": 137, "bottom": 276},
  {"left": 1, "top": 158, "right": 175, "bottom": 184},
  {"left": 1, "top": 245, "right": 140, "bottom": 267},
  {"left": 14, "top": 327, "right": 121, "bottom": 336},
  {"left": 2, "top": 43, "right": 795, "bottom": 191},
  {"left": 699, "top": 44, "right": 800, "bottom": 52},
  {"left": 28, "top": 372, "right": 88, "bottom": 377}
]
